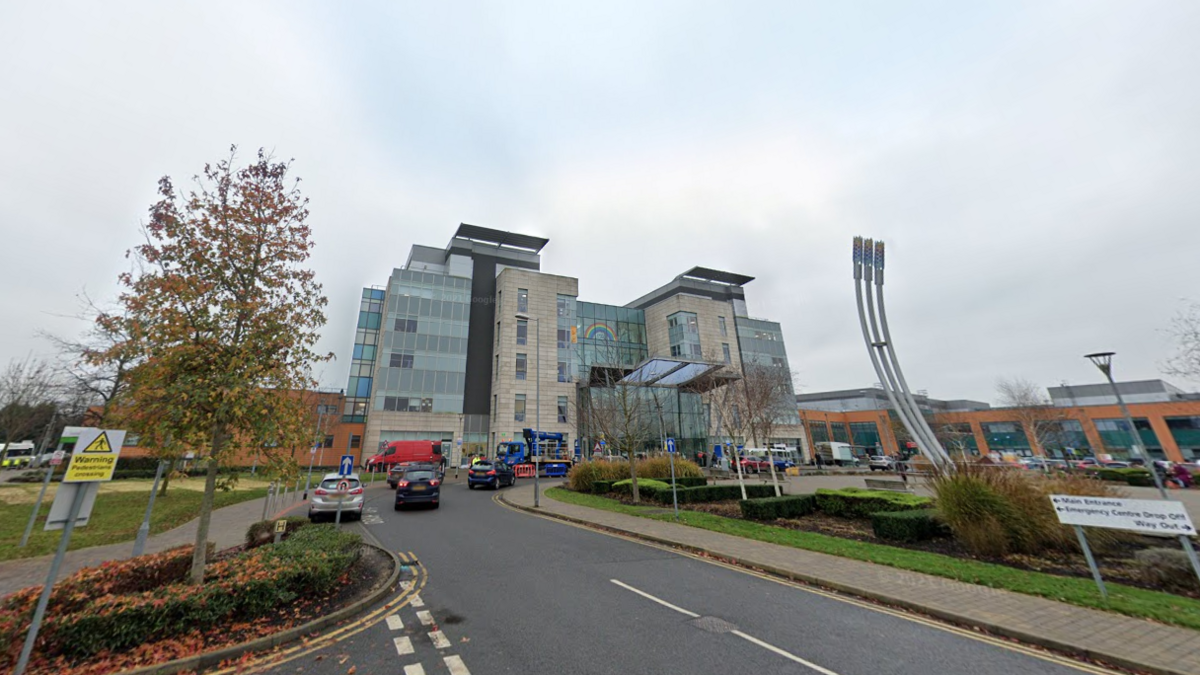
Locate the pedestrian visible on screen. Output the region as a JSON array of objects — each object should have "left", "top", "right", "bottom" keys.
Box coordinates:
[
  {"left": 1173, "top": 462, "right": 1193, "bottom": 489},
  {"left": 897, "top": 459, "right": 909, "bottom": 486}
]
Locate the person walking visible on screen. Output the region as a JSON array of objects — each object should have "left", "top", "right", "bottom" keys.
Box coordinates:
[{"left": 1173, "top": 462, "right": 1193, "bottom": 489}]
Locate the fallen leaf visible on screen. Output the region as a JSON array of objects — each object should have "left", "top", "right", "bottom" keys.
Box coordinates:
[{"left": 348, "top": 667, "right": 357, "bottom": 674}]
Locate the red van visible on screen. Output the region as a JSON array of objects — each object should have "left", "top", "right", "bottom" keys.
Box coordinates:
[{"left": 365, "top": 440, "right": 442, "bottom": 471}]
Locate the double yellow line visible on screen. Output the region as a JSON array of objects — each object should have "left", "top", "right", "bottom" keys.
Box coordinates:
[{"left": 209, "top": 551, "right": 427, "bottom": 675}]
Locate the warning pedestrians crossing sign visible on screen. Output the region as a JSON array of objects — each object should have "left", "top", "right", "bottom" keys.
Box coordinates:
[{"left": 63, "top": 428, "right": 125, "bottom": 483}]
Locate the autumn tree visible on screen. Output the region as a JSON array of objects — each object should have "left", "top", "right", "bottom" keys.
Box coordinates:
[
  {"left": 995, "top": 377, "right": 1069, "bottom": 458},
  {"left": 101, "top": 147, "right": 330, "bottom": 583}
]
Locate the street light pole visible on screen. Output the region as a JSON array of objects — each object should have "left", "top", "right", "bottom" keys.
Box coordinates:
[
  {"left": 305, "top": 403, "right": 326, "bottom": 500},
  {"left": 517, "top": 312, "right": 540, "bottom": 507},
  {"left": 1084, "top": 352, "right": 1169, "bottom": 499}
]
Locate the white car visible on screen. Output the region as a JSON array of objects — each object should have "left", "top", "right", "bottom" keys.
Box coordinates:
[
  {"left": 868, "top": 455, "right": 896, "bottom": 472},
  {"left": 308, "top": 472, "right": 365, "bottom": 522}
]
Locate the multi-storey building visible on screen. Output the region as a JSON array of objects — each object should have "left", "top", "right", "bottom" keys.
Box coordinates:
[{"left": 342, "top": 224, "right": 805, "bottom": 463}]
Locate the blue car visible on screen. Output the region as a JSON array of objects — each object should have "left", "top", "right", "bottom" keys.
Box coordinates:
[{"left": 468, "top": 461, "right": 516, "bottom": 490}]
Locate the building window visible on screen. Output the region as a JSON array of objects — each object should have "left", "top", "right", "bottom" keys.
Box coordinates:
[
  {"left": 557, "top": 295, "right": 570, "bottom": 317},
  {"left": 390, "top": 352, "right": 414, "bottom": 369},
  {"left": 516, "top": 353, "right": 527, "bottom": 380},
  {"left": 496, "top": 321, "right": 501, "bottom": 348},
  {"left": 558, "top": 361, "right": 568, "bottom": 382},
  {"left": 322, "top": 435, "right": 334, "bottom": 448},
  {"left": 492, "top": 394, "right": 498, "bottom": 421},
  {"left": 718, "top": 316, "right": 727, "bottom": 336},
  {"left": 517, "top": 319, "right": 528, "bottom": 346},
  {"left": 772, "top": 357, "right": 785, "bottom": 367},
  {"left": 515, "top": 394, "right": 526, "bottom": 422},
  {"left": 421, "top": 398, "right": 433, "bottom": 413},
  {"left": 349, "top": 434, "right": 361, "bottom": 449},
  {"left": 722, "top": 343, "right": 731, "bottom": 364},
  {"left": 517, "top": 288, "right": 528, "bottom": 313},
  {"left": 557, "top": 328, "right": 569, "bottom": 348},
  {"left": 558, "top": 396, "right": 568, "bottom": 423},
  {"left": 394, "top": 318, "right": 418, "bottom": 333}
]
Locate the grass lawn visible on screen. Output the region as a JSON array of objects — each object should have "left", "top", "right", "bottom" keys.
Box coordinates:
[
  {"left": 547, "top": 487, "right": 1200, "bottom": 632},
  {"left": 0, "top": 478, "right": 270, "bottom": 561}
]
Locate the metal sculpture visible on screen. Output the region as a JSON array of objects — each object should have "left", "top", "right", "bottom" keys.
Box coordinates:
[{"left": 853, "top": 237, "right": 953, "bottom": 471}]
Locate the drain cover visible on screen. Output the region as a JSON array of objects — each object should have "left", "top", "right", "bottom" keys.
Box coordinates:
[{"left": 688, "top": 616, "right": 737, "bottom": 634}]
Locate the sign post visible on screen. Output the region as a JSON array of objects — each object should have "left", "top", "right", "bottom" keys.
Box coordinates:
[
  {"left": 15, "top": 428, "right": 123, "bottom": 675},
  {"left": 20, "top": 450, "right": 65, "bottom": 548},
  {"left": 336, "top": 455, "right": 354, "bottom": 526},
  {"left": 666, "top": 438, "right": 679, "bottom": 520},
  {"left": 1051, "top": 494, "right": 1200, "bottom": 595},
  {"left": 273, "top": 518, "right": 287, "bottom": 545}
]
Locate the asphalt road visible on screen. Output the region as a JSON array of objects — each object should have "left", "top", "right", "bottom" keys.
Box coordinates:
[{"left": 243, "top": 477, "right": 1113, "bottom": 675}]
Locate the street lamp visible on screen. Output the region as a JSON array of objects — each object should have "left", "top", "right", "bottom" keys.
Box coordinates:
[
  {"left": 516, "top": 312, "right": 540, "bottom": 507},
  {"left": 1084, "top": 352, "right": 1169, "bottom": 499}
]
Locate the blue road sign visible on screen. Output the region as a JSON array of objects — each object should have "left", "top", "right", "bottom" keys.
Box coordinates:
[
  {"left": 339, "top": 454, "right": 354, "bottom": 477},
  {"left": 666, "top": 438, "right": 676, "bottom": 454}
]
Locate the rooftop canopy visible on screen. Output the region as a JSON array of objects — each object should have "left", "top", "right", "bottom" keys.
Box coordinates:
[
  {"left": 453, "top": 223, "right": 549, "bottom": 252},
  {"left": 617, "top": 357, "right": 737, "bottom": 393},
  {"left": 679, "top": 266, "right": 754, "bottom": 286}
]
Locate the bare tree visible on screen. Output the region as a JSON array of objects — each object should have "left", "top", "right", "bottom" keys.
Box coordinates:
[
  {"left": 995, "top": 377, "right": 1069, "bottom": 458},
  {"left": 702, "top": 367, "right": 750, "bottom": 499},
  {"left": 0, "top": 356, "right": 60, "bottom": 464},
  {"left": 731, "top": 363, "right": 797, "bottom": 496},
  {"left": 1164, "top": 301, "right": 1200, "bottom": 383}
]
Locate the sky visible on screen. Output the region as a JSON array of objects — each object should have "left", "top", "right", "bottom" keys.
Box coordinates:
[{"left": 2, "top": 0, "right": 1198, "bottom": 405}]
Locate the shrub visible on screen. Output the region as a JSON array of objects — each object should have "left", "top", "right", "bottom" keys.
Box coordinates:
[
  {"left": 9, "top": 528, "right": 361, "bottom": 663},
  {"left": 665, "top": 476, "right": 708, "bottom": 488},
  {"left": 674, "top": 484, "right": 780, "bottom": 504},
  {"left": 245, "top": 516, "right": 311, "bottom": 549},
  {"left": 567, "top": 461, "right": 633, "bottom": 492},
  {"left": 871, "top": 509, "right": 946, "bottom": 542},
  {"left": 637, "top": 456, "right": 703, "bottom": 480},
  {"left": 1135, "top": 548, "right": 1200, "bottom": 592},
  {"left": 739, "top": 495, "right": 816, "bottom": 520},
  {"left": 814, "top": 488, "right": 931, "bottom": 519},
  {"left": 612, "top": 478, "right": 671, "bottom": 498},
  {"left": 592, "top": 480, "right": 616, "bottom": 494},
  {"left": 933, "top": 462, "right": 1126, "bottom": 557},
  {"left": 116, "top": 457, "right": 164, "bottom": 472}
]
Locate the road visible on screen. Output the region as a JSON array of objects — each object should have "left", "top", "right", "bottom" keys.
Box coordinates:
[{"left": 236, "top": 477, "right": 1116, "bottom": 675}]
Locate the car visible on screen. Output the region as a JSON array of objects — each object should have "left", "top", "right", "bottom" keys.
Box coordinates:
[
  {"left": 388, "top": 463, "right": 440, "bottom": 489},
  {"left": 868, "top": 455, "right": 895, "bottom": 472},
  {"left": 394, "top": 466, "right": 442, "bottom": 509},
  {"left": 1100, "top": 461, "right": 1132, "bottom": 469},
  {"left": 735, "top": 457, "right": 770, "bottom": 473},
  {"left": 308, "top": 473, "right": 364, "bottom": 522},
  {"left": 467, "top": 461, "right": 516, "bottom": 489}
]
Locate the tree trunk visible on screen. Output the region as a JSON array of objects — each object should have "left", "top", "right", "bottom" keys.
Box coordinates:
[
  {"left": 628, "top": 450, "right": 640, "bottom": 504},
  {"left": 158, "top": 458, "right": 175, "bottom": 496},
  {"left": 189, "top": 427, "right": 224, "bottom": 585}
]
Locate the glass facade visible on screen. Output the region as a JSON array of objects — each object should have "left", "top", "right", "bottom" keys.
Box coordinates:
[
  {"left": 831, "top": 423, "right": 850, "bottom": 444},
  {"left": 344, "top": 288, "right": 385, "bottom": 422},
  {"left": 558, "top": 396, "right": 569, "bottom": 423},
  {"left": 1095, "top": 418, "right": 1163, "bottom": 458},
  {"left": 848, "top": 421, "right": 881, "bottom": 449},
  {"left": 937, "top": 422, "right": 978, "bottom": 454},
  {"left": 735, "top": 317, "right": 800, "bottom": 425},
  {"left": 575, "top": 302, "right": 647, "bottom": 374},
  {"left": 369, "top": 269, "right": 471, "bottom": 416},
  {"left": 1167, "top": 416, "right": 1200, "bottom": 460},
  {"left": 557, "top": 294, "right": 576, "bottom": 383},
  {"left": 667, "top": 311, "right": 702, "bottom": 358},
  {"left": 980, "top": 422, "right": 1031, "bottom": 454},
  {"left": 807, "top": 420, "right": 830, "bottom": 444}
]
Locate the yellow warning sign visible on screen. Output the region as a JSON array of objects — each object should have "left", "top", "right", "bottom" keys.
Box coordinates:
[{"left": 81, "top": 432, "right": 112, "bottom": 453}]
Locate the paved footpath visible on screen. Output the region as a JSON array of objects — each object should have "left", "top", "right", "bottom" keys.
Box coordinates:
[
  {"left": 0, "top": 492, "right": 307, "bottom": 599},
  {"left": 502, "top": 481, "right": 1200, "bottom": 675}
]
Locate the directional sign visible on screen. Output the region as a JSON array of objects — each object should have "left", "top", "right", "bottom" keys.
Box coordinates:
[
  {"left": 63, "top": 429, "right": 125, "bottom": 483},
  {"left": 274, "top": 519, "right": 288, "bottom": 534},
  {"left": 337, "top": 479, "right": 351, "bottom": 493},
  {"left": 1050, "top": 494, "right": 1197, "bottom": 536},
  {"left": 339, "top": 454, "right": 354, "bottom": 477},
  {"left": 666, "top": 438, "right": 676, "bottom": 454}
]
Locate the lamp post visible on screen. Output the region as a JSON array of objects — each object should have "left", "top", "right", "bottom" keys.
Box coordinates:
[
  {"left": 516, "top": 312, "right": 540, "bottom": 507},
  {"left": 1084, "top": 352, "right": 1169, "bottom": 499}
]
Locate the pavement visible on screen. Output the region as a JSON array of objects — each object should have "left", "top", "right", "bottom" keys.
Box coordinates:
[
  {"left": 0, "top": 489, "right": 307, "bottom": 599},
  {"left": 502, "top": 480, "right": 1200, "bottom": 675}
]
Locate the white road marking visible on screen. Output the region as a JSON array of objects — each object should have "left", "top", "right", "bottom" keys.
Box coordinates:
[
  {"left": 732, "top": 630, "right": 841, "bottom": 675},
  {"left": 609, "top": 579, "right": 698, "bottom": 618},
  {"left": 393, "top": 636, "right": 414, "bottom": 656},
  {"left": 444, "top": 655, "right": 471, "bottom": 675},
  {"left": 610, "top": 579, "right": 841, "bottom": 675},
  {"left": 410, "top": 593, "right": 425, "bottom": 607},
  {"left": 416, "top": 610, "right": 434, "bottom": 625},
  {"left": 386, "top": 614, "right": 404, "bottom": 631},
  {"left": 429, "top": 630, "right": 451, "bottom": 649},
  {"left": 403, "top": 665, "right": 426, "bottom": 675},
  {"left": 400, "top": 580, "right": 413, "bottom": 590}
]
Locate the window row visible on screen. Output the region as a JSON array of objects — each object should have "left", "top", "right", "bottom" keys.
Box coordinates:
[
  {"left": 375, "top": 368, "right": 467, "bottom": 396},
  {"left": 386, "top": 328, "right": 469, "bottom": 350},
  {"left": 392, "top": 269, "right": 472, "bottom": 289},
  {"left": 383, "top": 396, "right": 434, "bottom": 413},
  {"left": 392, "top": 296, "right": 470, "bottom": 321}
]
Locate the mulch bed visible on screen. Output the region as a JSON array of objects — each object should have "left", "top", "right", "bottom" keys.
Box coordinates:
[
  {"left": 613, "top": 492, "right": 1200, "bottom": 599},
  {"left": 28, "top": 545, "right": 394, "bottom": 675}
]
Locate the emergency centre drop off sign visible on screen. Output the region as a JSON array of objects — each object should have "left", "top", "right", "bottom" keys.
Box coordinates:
[{"left": 1050, "top": 494, "right": 1196, "bottom": 536}]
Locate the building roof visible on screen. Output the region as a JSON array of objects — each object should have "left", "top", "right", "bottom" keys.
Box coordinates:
[
  {"left": 453, "top": 223, "right": 549, "bottom": 252},
  {"left": 619, "top": 357, "right": 737, "bottom": 393},
  {"left": 680, "top": 266, "right": 754, "bottom": 286}
]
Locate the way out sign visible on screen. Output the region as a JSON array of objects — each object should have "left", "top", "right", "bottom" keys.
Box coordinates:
[
  {"left": 1050, "top": 495, "right": 1196, "bottom": 536},
  {"left": 62, "top": 429, "right": 125, "bottom": 483}
]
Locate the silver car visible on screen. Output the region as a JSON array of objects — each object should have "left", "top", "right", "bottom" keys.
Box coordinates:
[{"left": 308, "top": 473, "right": 364, "bottom": 522}]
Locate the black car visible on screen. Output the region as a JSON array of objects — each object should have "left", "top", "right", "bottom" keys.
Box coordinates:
[
  {"left": 467, "top": 461, "right": 516, "bottom": 489},
  {"left": 388, "top": 462, "right": 441, "bottom": 489},
  {"left": 394, "top": 466, "right": 441, "bottom": 510}
]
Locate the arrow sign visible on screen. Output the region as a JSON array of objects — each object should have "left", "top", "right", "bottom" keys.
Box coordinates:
[
  {"left": 666, "top": 438, "right": 676, "bottom": 454},
  {"left": 339, "top": 454, "right": 354, "bottom": 477}
]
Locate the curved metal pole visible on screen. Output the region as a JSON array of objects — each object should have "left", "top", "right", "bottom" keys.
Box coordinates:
[
  {"left": 854, "top": 243, "right": 943, "bottom": 470},
  {"left": 875, "top": 281, "right": 950, "bottom": 465}
]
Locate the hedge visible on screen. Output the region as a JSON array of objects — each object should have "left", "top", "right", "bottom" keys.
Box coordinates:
[
  {"left": 870, "top": 508, "right": 946, "bottom": 542},
  {"left": 592, "top": 480, "right": 617, "bottom": 494},
  {"left": 739, "top": 495, "right": 816, "bottom": 520},
  {"left": 814, "top": 488, "right": 932, "bottom": 519},
  {"left": 665, "top": 476, "right": 708, "bottom": 488},
  {"left": 14, "top": 527, "right": 361, "bottom": 662},
  {"left": 613, "top": 478, "right": 671, "bottom": 498},
  {"left": 671, "top": 484, "right": 781, "bottom": 504}
]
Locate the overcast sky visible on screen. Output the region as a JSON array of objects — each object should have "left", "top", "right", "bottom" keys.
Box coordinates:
[{"left": 2, "top": 1, "right": 1198, "bottom": 404}]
